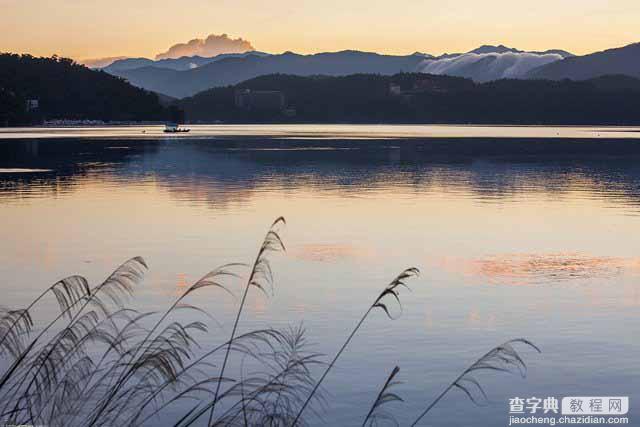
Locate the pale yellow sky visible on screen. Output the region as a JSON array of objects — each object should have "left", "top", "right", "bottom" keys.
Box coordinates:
[{"left": 1, "top": 0, "right": 639, "bottom": 60}]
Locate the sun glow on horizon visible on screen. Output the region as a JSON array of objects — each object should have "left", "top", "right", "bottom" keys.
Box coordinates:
[{"left": 1, "top": 0, "right": 639, "bottom": 60}]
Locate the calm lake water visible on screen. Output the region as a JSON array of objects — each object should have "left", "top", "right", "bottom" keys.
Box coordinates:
[{"left": 1, "top": 125, "right": 639, "bottom": 426}]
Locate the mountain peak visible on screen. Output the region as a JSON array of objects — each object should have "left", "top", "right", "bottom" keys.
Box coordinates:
[
  {"left": 411, "top": 51, "right": 434, "bottom": 58},
  {"left": 466, "top": 45, "right": 573, "bottom": 58},
  {"left": 469, "top": 44, "right": 521, "bottom": 55}
]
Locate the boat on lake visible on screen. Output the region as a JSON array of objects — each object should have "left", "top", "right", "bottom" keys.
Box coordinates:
[{"left": 163, "top": 123, "right": 190, "bottom": 133}]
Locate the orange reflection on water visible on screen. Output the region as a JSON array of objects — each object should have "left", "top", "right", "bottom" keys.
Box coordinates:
[
  {"left": 436, "top": 252, "right": 640, "bottom": 309},
  {"left": 466, "top": 308, "right": 497, "bottom": 330},
  {"left": 441, "top": 252, "right": 640, "bottom": 286},
  {"left": 176, "top": 273, "right": 189, "bottom": 288},
  {"left": 289, "top": 243, "right": 375, "bottom": 263}
]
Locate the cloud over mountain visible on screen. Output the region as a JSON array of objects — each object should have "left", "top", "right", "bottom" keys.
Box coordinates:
[
  {"left": 155, "top": 33, "right": 254, "bottom": 60},
  {"left": 419, "top": 51, "right": 564, "bottom": 82}
]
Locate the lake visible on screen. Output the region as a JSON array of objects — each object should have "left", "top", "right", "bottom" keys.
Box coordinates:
[{"left": 1, "top": 125, "right": 639, "bottom": 426}]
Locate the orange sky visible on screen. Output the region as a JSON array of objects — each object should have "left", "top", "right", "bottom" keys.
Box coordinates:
[{"left": 1, "top": 0, "right": 639, "bottom": 60}]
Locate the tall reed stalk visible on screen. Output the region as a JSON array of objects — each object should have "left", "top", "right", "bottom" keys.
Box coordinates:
[
  {"left": 410, "top": 339, "right": 542, "bottom": 426},
  {"left": 204, "top": 216, "right": 286, "bottom": 426},
  {"left": 291, "top": 267, "right": 419, "bottom": 426},
  {"left": 362, "top": 366, "right": 403, "bottom": 427}
]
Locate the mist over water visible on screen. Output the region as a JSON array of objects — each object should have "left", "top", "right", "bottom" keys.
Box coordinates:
[{"left": 0, "top": 126, "right": 638, "bottom": 426}]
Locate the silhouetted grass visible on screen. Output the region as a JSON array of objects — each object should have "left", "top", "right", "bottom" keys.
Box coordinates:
[
  {"left": 292, "top": 267, "right": 419, "bottom": 426},
  {"left": 410, "top": 339, "right": 542, "bottom": 426},
  {"left": 205, "top": 217, "right": 286, "bottom": 427},
  {"left": 362, "top": 366, "right": 403, "bottom": 427},
  {"left": 0, "top": 217, "right": 541, "bottom": 426}
]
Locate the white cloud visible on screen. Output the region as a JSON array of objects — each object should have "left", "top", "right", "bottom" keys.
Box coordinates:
[
  {"left": 155, "top": 33, "right": 254, "bottom": 60},
  {"left": 419, "top": 52, "right": 563, "bottom": 81}
]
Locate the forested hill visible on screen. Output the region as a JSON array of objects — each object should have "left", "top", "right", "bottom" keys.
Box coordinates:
[
  {"left": 0, "top": 54, "right": 169, "bottom": 125},
  {"left": 178, "top": 73, "right": 640, "bottom": 125}
]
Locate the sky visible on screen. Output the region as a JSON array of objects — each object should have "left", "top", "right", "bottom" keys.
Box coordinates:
[{"left": 1, "top": 0, "right": 639, "bottom": 60}]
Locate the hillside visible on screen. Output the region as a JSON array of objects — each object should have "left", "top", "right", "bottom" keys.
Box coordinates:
[
  {"left": 527, "top": 42, "right": 640, "bottom": 80},
  {"left": 0, "top": 53, "right": 169, "bottom": 125},
  {"left": 177, "top": 73, "right": 640, "bottom": 125},
  {"left": 108, "top": 66, "right": 181, "bottom": 96}
]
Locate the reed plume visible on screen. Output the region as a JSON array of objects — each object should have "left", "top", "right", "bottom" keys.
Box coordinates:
[
  {"left": 0, "top": 257, "right": 147, "bottom": 426},
  {"left": 410, "top": 339, "right": 541, "bottom": 426},
  {"left": 291, "top": 267, "right": 419, "bottom": 426},
  {"left": 204, "top": 216, "right": 286, "bottom": 426},
  {"left": 362, "top": 366, "right": 403, "bottom": 427}
]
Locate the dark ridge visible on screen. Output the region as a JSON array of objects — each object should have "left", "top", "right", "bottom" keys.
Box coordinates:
[
  {"left": 0, "top": 53, "right": 170, "bottom": 126},
  {"left": 177, "top": 72, "right": 640, "bottom": 125}
]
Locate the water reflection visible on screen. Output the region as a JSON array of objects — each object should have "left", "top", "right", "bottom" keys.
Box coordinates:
[
  {"left": 2, "top": 138, "right": 640, "bottom": 213},
  {"left": 290, "top": 243, "right": 375, "bottom": 263},
  {"left": 463, "top": 253, "right": 639, "bottom": 285},
  {"left": 2, "top": 124, "right": 640, "bottom": 140},
  {"left": 1, "top": 133, "right": 639, "bottom": 426}
]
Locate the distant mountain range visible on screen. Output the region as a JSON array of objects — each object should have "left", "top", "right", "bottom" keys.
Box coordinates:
[
  {"left": 106, "top": 51, "right": 430, "bottom": 98},
  {"left": 3, "top": 49, "right": 640, "bottom": 126},
  {"left": 104, "top": 51, "right": 271, "bottom": 72},
  {"left": 97, "top": 42, "right": 639, "bottom": 99}
]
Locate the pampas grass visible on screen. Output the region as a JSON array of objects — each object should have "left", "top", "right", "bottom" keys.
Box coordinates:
[
  {"left": 291, "top": 267, "right": 420, "bottom": 426},
  {"left": 362, "top": 366, "right": 403, "bottom": 427},
  {"left": 0, "top": 217, "right": 540, "bottom": 427},
  {"left": 410, "top": 339, "right": 542, "bottom": 426}
]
